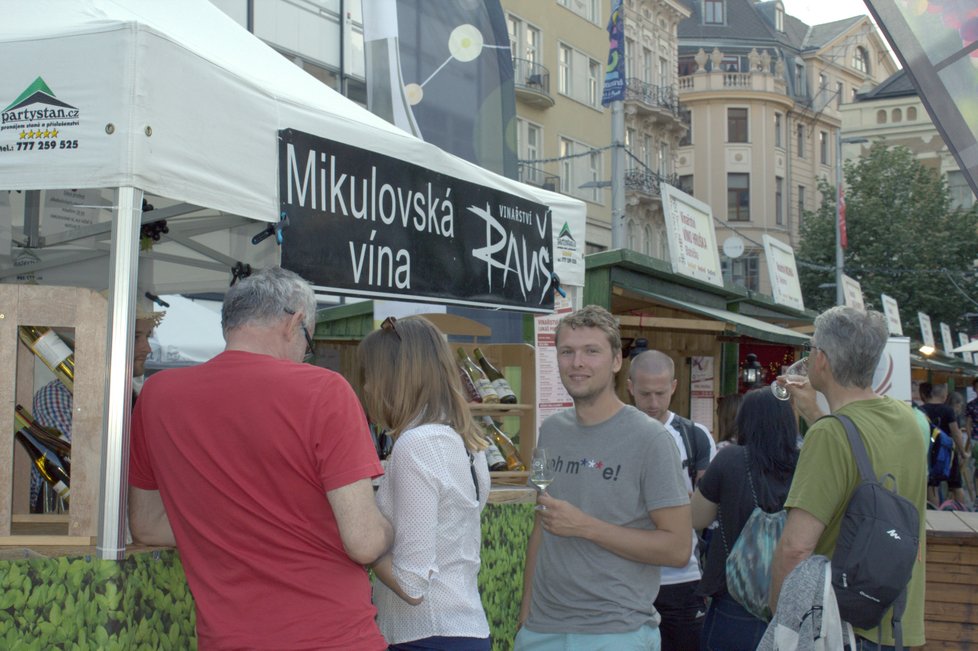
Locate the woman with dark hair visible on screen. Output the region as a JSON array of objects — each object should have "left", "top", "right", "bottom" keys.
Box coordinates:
[
  {"left": 714, "top": 393, "right": 743, "bottom": 450},
  {"left": 691, "top": 388, "right": 800, "bottom": 650}
]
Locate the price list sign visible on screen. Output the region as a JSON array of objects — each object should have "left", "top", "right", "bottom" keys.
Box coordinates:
[{"left": 534, "top": 308, "right": 575, "bottom": 438}]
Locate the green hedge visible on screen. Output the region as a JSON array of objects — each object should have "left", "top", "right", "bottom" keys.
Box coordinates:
[{"left": 0, "top": 503, "right": 536, "bottom": 650}]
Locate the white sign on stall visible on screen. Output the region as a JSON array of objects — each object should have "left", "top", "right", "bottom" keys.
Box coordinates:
[
  {"left": 689, "top": 356, "right": 715, "bottom": 432},
  {"left": 918, "top": 312, "right": 935, "bottom": 349},
  {"left": 940, "top": 323, "right": 955, "bottom": 355},
  {"left": 880, "top": 294, "right": 903, "bottom": 335},
  {"left": 874, "top": 337, "right": 912, "bottom": 403},
  {"left": 660, "top": 184, "right": 723, "bottom": 287},
  {"left": 534, "top": 301, "right": 575, "bottom": 440},
  {"left": 958, "top": 332, "right": 974, "bottom": 364},
  {"left": 761, "top": 235, "right": 804, "bottom": 311},
  {"left": 841, "top": 274, "right": 864, "bottom": 310}
]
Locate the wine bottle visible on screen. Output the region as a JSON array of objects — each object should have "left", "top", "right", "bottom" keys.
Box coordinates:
[
  {"left": 457, "top": 366, "right": 483, "bottom": 403},
  {"left": 18, "top": 326, "right": 75, "bottom": 392},
  {"left": 484, "top": 436, "right": 508, "bottom": 471},
  {"left": 14, "top": 405, "right": 71, "bottom": 465},
  {"left": 16, "top": 430, "right": 70, "bottom": 503},
  {"left": 473, "top": 348, "right": 518, "bottom": 404},
  {"left": 481, "top": 416, "right": 524, "bottom": 471},
  {"left": 457, "top": 348, "right": 499, "bottom": 403}
]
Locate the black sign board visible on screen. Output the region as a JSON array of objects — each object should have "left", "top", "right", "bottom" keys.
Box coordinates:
[{"left": 279, "top": 129, "right": 554, "bottom": 313}]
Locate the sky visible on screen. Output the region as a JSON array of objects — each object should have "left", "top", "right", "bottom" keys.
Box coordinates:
[{"left": 783, "top": 0, "right": 873, "bottom": 26}]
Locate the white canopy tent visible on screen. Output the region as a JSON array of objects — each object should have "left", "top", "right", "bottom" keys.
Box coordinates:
[{"left": 0, "top": 0, "right": 586, "bottom": 557}]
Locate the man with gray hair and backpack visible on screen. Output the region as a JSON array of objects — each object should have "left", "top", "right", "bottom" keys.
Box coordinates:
[{"left": 769, "top": 306, "right": 926, "bottom": 650}]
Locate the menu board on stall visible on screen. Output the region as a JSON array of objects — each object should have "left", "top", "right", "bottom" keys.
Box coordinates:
[
  {"left": 940, "top": 322, "right": 954, "bottom": 355},
  {"left": 957, "top": 332, "right": 974, "bottom": 364},
  {"left": 660, "top": 184, "right": 723, "bottom": 287},
  {"left": 761, "top": 235, "right": 804, "bottom": 311},
  {"left": 918, "top": 312, "right": 935, "bottom": 350},
  {"left": 689, "top": 356, "right": 715, "bottom": 433},
  {"left": 880, "top": 293, "right": 903, "bottom": 335},
  {"left": 841, "top": 274, "right": 865, "bottom": 310},
  {"left": 534, "top": 302, "right": 575, "bottom": 438}
]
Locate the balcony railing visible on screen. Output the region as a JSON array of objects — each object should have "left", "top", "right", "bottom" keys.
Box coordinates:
[
  {"left": 518, "top": 164, "right": 560, "bottom": 192},
  {"left": 624, "top": 168, "right": 679, "bottom": 197},
  {"left": 624, "top": 79, "right": 681, "bottom": 117},
  {"left": 513, "top": 58, "right": 551, "bottom": 95}
]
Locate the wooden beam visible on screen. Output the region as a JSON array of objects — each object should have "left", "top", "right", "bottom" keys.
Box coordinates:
[{"left": 617, "top": 314, "right": 727, "bottom": 332}]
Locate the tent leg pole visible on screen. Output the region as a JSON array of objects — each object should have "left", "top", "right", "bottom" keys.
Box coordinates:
[{"left": 97, "top": 186, "right": 143, "bottom": 560}]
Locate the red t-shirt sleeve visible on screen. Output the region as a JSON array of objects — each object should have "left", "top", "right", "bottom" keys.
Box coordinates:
[{"left": 310, "top": 374, "right": 383, "bottom": 493}]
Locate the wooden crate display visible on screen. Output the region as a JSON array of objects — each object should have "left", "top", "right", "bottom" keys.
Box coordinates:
[
  {"left": 923, "top": 511, "right": 978, "bottom": 650},
  {"left": 0, "top": 285, "right": 106, "bottom": 545}
]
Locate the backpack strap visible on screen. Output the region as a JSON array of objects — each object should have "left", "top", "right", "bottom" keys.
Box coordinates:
[
  {"left": 671, "top": 415, "right": 697, "bottom": 483},
  {"left": 834, "top": 415, "right": 878, "bottom": 485},
  {"left": 835, "top": 414, "right": 906, "bottom": 650}
]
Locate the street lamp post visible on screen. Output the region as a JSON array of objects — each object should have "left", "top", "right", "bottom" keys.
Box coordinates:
[{"left": 835, "top": 133, "right": 868, "bottom": 306}]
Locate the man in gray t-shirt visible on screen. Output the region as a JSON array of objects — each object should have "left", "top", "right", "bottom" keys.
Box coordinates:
[{"left": 516, "top": 306, "right": 691, "bottom": 649}]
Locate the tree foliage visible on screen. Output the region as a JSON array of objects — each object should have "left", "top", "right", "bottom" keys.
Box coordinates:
[{"left": 798, "top": 141, "right": 978, "bottom": 334}]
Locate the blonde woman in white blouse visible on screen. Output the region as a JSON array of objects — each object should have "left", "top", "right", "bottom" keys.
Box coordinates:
[{"left": 358, "top": 315, "right": 491, "bottom": 651}]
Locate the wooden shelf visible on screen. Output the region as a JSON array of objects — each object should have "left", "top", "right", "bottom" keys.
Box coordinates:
[{"left": 469, "top": 403, "right": 533, "bottom": 415}]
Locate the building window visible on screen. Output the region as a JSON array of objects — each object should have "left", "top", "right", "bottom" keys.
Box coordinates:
[
  {"left": 774, "top": 113, "right": 783, "bottom": 148},
  {"left": 678, "top": 55, "right": 697, "bottom": 77},
  {"left": 625, "top": 128, "right": 635, "bottom": 171},
  {"left": 794, "top": 63, "right": 805, "bottom": 96},
  {"left": 507, "top": 16, "right": 540, "bottom": 65},
  {"left": 728, "top": 107, "right": 748, "bottom": 143},
  {"left": 659, "top": 57, "right": 670, "bottom": 86},
  {"left": 876, "top": 109, "right": 887, "bottom": 124},
  {"left": 892, "top": 108, "right": 903, "bottom": 122},
  {"left": 776, "top": 176, "right": 784, "bottom": 225},
  {"left": 836, "top": 81, "right": 844, "bottom": 108},
  {"left": 704, "top": 0, "right": 724, "bottom": 24},
  {"left": 775, "top": 2, "right": 784, "bottom": 31},
  {"left": 625, "top": 37, "right": 637, "bottom": 80},
  {"left": 558, "top": 42, "right": 602, "bottom": 107},
  {"left": 643, "top": 134, "right": 653, "bottom": 170},
  {"left": 516, "top": 118, "right": 543, "bottom": 184},
  {"left": 589, "top": 150, "right": 602, "bottom": 202},
  {"left": 818, "top": 73, "right": 827, "bottom": 90},
  {"left": 659, "top": 142, "right": 670, "bottom": 176},
  {"left": 722, "top": 252, "right": 759, "bottom": 290},
  {"left": 728, "top": 173, "right": 750, "bottom": 221},
  {"left": 588, "top": 59, "right": 601, "bottom": 106},
  {"left": 798, "top": 184, "right": 806, "bottom": 223},
  {"left": 560, "top": 137, "right": 574, "bottom": 192},
  {"left": 796, "top": 124, "right": 805, "bottom": 158},
  {"left": 679, "top": 109, "right": 692, "bottom": 146},
  {"left": 558, "top": 44, "right": 571, "bottom": 95},
  {"left": 626, "top": 219, "right": 637, "bottom": 250},
  {"left": 557, "top": 0, "right": 600, "bottom": 23},
  {"left": 852, "top": 46, "right": 869, "bottom": 74},
  {"left": 908, "top": 106, "right": 918, "bottom": 120},
  {"left": 679, "top": 175, "right": 693, "bottom": 195},
  {"left": 643, "top": 224, "right": 654, "bottom": 256},
  {"left": 819, "top": 131, "right": 828, "bottom": 165},
  {"left": 643, "top": 48, "right": 653, "bottom": 84}
]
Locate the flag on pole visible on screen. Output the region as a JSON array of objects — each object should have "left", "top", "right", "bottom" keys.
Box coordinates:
[
  {"left": 839, "top": 188, "right": 848, "bottom": 249},
  {"left": 601, "top": 0, "right": 626, "bottom": 106}
]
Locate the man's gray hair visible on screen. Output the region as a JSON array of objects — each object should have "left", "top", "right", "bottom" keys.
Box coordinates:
[
  {"left": 221, "top": 266, "right": 316, "bottom": 338},
  {"left": 813, "top": 306, "right": 887, "bottom": 389}
]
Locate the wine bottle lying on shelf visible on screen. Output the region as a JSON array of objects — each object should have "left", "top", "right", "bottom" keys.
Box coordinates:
[
  {"left": 16, "top": 429, "right": 70, "bottom": 504},
  {"left": 19, "top": 325, "right": 76, "bottom": 392},
  {"left": 14, "top": 405, "right": 71, "bottom": 464},
  {"left": 457, "top": 348, "right": 499, "bottom": 403},
  {"left": 480, "top": 416, "right": 524, "bottom": 471}
]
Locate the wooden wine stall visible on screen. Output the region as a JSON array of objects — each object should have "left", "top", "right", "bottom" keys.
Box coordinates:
[{"left": 0, "top": 284, "right": 108, "bottom": 545}]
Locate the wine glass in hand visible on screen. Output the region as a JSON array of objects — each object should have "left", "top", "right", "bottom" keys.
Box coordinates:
[
  {"left": 530, "top": 448, "right": 555, "bottom": 509},
  {"left": 771, "top": 356, "right": 809, "bottom": 401}
]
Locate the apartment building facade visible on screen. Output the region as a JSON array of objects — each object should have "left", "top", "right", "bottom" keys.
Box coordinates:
[
  {"left": 503, "top": 0, "right": 689, "bottom": 254},
  {"left": 675, "top": 0, "right": 896, "bottom": 293},
  {"left": 842, "top": 69, "right": 976, "bottom": 211}
]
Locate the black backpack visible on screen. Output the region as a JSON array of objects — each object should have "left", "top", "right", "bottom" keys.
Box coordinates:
[
  {"left": 832, "top": 415, "right": 919, "bottom": 650},
  {"left": 672, "top": 415, "right": 703, "bottom": 486}
]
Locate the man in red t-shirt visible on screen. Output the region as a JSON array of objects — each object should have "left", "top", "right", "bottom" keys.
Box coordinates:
[{"left": 128, "top": 267, "right": 392, "bottom": 651}]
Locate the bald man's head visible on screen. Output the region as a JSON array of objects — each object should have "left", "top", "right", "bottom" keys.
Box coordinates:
[
  {"left": 629, "top": 350, "right": 675, "bottom": 381},
  {"left": 627, "top": 350, "right": 677, "bottom": 424}
]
